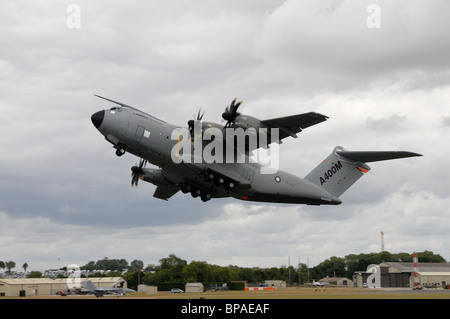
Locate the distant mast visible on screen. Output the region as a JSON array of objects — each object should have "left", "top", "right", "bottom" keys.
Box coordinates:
[
  {"left": 380, "top": 231, "right": 385, "bottom": 252},
  {"left": 413, "top": 252, "right": 420, "bottom": 287}
]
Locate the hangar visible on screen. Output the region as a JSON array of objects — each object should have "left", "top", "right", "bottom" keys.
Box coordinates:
[
  {"left": 319, "top": 277, "right": 355, "bottom": 287},
  {"left": 265, "top": 280, "right": 287, "bottom": 289},
  {"left": 354, "top": 262, "right": 450, "bottom": 288},
  {"left": 0, "top": 277, "right": 126, "bottom": 297}
]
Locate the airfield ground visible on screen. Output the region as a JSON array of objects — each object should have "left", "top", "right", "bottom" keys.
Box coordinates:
[{"left": 7, "top": 286, "right": 450, "bottom": 299}]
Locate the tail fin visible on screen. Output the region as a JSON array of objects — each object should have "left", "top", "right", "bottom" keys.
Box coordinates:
[
  {"left": 82, "top": 280, "right": 97, "bottom": 291},
  {"left": 305, "top": 146, "right": 422, "bottom": 198}
]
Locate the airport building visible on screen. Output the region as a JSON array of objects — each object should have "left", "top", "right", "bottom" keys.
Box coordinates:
[
  {"left": 185, "top": 282, "right": 204, "bottom": 293},
  {"left": 319, "top": 277, "right": 355, "bottom": 287},
  {"left": 354, "top": 262, "right": 450, "bottom": 288},
  {"left": 0, "top": 277, "right": 126, "bottom": 297},
  {"left": 265, "top": 280, "right": 287, "bottom": 289}
]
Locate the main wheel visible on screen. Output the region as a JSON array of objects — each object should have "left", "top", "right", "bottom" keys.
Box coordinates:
[
  {"left": 191, "top": 188, "right": 201, "bottom": 198},
  {"left": 201, "top": 193, "right": 211, "bottom": 202},
  {"left": 204, "top": 171, "right": 215, "bottom": 182},
  {"left": 214, "top": 176, "right": 225, "bottom": 186}
]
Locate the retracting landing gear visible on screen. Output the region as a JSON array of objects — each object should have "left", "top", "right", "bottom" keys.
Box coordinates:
[
  {"left": 114, "top": 143, "right": 126, "bottom": 157},
  {"left": 191, "top": 187, "right": 212, "bottom": 202},
  {"left": 179, "top": 171, "right": 236, "bottom": 202},
  {"left": 180, "top": 183, "right": 212, "bottom": 202},
  {"left": 191, "top": 187, "right": 201, "bottom": 198},
  {"left": 115, "top": 148, "right": 125, "bottom": 157},
  {"left": 201, "top": 193, "right": 211, "bottom": 202},
  {"left": 180, "top": 184, "right": 192, "bottom": 194},
  {"left": 225, "top": 180, "right": 235, "bottom": 190},
  {"left": 204, "top": 170, "right": 235, "bottom": 190}
]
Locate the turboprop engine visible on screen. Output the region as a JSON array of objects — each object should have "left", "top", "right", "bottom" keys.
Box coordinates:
[
  {"left": 233, "top": 115, "right": 263, "bottom": 130},
  {"left": 131, "top": 159, "right": 168, "bottom": 187}
]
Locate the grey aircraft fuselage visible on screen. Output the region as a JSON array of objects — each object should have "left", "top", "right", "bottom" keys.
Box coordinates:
[{"left": 91, "top": 97, "right": 421, "bottom": 205}]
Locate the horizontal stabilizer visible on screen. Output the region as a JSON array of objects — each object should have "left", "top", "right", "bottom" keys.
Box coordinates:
[{"left": 336, "top": 150, "right": 422, "bottom": 163}]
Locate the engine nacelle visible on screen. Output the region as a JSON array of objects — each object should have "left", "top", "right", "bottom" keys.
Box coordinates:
[
  {"left": 233, "top": 115, "right": 262, "bottom": 130},
  {"left": 141, "top": 168, "right": 168, "bottom": 185}
]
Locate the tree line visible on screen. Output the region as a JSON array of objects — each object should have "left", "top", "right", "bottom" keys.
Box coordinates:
[
  {"left": 90, "top": 251, "right": 447, "bottom": 288},
  {"left": 2, "top": 250, "right": 446, "bottom": 289},
  {"left": 0, "top": 261, "right": 28, "bottom": 274},
  {"left": 311, "top": 250, "right": 445, "bottom": 280}
]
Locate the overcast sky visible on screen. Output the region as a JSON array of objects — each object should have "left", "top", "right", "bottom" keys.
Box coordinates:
[{"left": 1, "top": 0, "right": 449, "bottom": 272}]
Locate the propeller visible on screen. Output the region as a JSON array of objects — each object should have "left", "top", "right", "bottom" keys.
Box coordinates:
[
  {"left": 131, "top": 158, "right": 147, "bottom": 187},
  {"left": 188, "top": 108, "right": 205, "bottom": 132},
  {"left": 222, "top": 98, "right": 242, "bottom": 128}
]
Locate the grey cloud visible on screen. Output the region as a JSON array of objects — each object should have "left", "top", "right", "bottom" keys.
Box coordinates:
[
  {"left": 442, "top": 116, "right": 450, "bottom": 127},
  {"left": 366, "top": 114, "right": 406, "bottom": 131},
  {"left": 252, "top": 0, "right": 450, "bottom": 94}
]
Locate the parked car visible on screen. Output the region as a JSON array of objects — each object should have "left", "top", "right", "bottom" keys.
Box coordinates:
[{"left": 171, "top": 288, "right": 184, "bottom": 293}]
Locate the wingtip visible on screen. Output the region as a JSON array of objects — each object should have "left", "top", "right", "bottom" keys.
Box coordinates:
[
  {"left": 93, "top": 93, "right": 107, "bottom": 101},
  {"left": 405, "top": 151, "right": 423, "bottom": 157}
]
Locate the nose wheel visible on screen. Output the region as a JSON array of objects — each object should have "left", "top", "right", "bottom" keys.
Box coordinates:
[{"left": 115, "top": 148, "right": 125, "bottom": 157}]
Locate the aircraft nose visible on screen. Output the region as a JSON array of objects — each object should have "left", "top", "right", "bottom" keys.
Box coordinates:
[{"left": 91, "top": 110, "right": 105, "bottom": 128}]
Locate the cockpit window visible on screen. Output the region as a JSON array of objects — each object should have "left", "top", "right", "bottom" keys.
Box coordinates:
[{"left": 110, "top": 106, "right": 130, "bottom": 111}]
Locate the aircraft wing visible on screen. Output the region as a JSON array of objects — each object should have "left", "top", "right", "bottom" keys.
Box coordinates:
[
  {"left": 261, "top": 112, "right": 329, "bottom": 141},
  {"left": 153, "top": 184, "right": 180, "bottom": 200}
]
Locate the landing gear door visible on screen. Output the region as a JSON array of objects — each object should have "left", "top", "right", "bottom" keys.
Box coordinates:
[{"left": 242, "top": 167, "right": 254, "bottom": 184}]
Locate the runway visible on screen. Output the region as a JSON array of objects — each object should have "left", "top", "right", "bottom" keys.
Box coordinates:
[{"left": 11, "top": 286, "right": 450, "bottom": 299}]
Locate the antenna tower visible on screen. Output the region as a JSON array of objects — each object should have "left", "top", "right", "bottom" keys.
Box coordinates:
[
  {"left": 380, "top": 231, "right": 385, "bottom": 252},
  {"left": 413, "top": 252, "right": 420, "bottom": 287}
]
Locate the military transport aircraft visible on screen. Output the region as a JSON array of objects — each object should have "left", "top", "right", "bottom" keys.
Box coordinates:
[{"left": 91, "top": 95, "right": 421, "bottom": 205}]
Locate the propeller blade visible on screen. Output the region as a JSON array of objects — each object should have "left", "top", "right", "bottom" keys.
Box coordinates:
[
  {"left": 131, "top": 174, "right": 138, "bottom": 187},
  {"left": 234, "top": 101, "right": 242, "bottom": 112},
  {"left": 222, "top": 98, "right": 242, "bottom": 128},
  {"left": 188, "top": 108, "right": 205, "bottom": 132},
  {"left": 230, "top": 98, "right": 236, "bottom": 112},
  {"left": 196, "top": 108, "right": 205, "bottom": 121},
  {"left": 131, "top": 158, "right": 147, "bottom": 187}
]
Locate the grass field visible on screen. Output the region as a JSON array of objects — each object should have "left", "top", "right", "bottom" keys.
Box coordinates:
[
  {"left": 149, "top": 287, "right": 450, "bottom": 299},
  {"left": 5, "top": 286, "right": 450, "bottom": 299}
]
